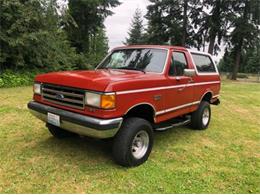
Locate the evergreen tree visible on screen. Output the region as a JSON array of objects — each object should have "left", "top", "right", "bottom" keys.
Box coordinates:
[
  {"left": 145, "top": 0, "right": 168, "bottom": 44},
  {"left": 65, "top": 0, "right": 120, "bottom": 54},
  {"left": 241, "top": 41, "right": 260, "bottom": 73},
  {"left": 125, "top": 8, "right": 145, "bottom": 45},
  {"left": 145, "top": 0, "right": 200, "bottom": 47},
  {"left": 87, "top": 27, "right": 109, "bottom": 65},
  {"left": 193, "top": 0, "right": 233, "bottom": 55},
  {"left": 228, "top": 0, "right": 260, "bottom": 80},
  {"left": 216, "top": 0, "right": 259, "bottom": 78},
  {"left": 218, "top": 50, "right": 234, "bottom": 73},
  {"left": 0, "top": 0, "right": 84, "bottom": 71},
  {"left": 219, "top": 44, "right": 260, "bottom": 74}
]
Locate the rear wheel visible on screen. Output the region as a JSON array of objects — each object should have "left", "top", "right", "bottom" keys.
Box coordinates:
[
  {"left": 46, "top": 123, "right": 77, "bottom": 138},
  {"left": 112, "top": 117, "right": 153, "bottom": 167},
  {"left": 190, "top": 101, "right": 211, "bottom": 130}
]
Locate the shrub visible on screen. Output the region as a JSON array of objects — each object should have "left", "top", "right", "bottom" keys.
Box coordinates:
[
  {"left": 0, "top": 78, "right": 4, "bottom": 87},
  {"left": 226, "top": 73, "right": 249, "bottom": 79},
  {"left": 237, "top": 73, "right": 249, "bottom": 79},
  {"left": 0, "top": 70, "right": 37, "bottom": 88}
]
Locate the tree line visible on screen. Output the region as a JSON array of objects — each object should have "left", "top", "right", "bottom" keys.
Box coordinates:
[
  {"left": 0, "top": 0, "right": 120, "bottom": 72},
  {"left": 125, "top": 0, "right": 260, "bottom": 80},
  {"left": 0, "top": 0, "right": 259, "bottom": 80}
]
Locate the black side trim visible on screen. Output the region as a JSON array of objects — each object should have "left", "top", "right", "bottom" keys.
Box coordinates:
[{"left": 27, "top": 101, "right": 120, "bottom": 130}]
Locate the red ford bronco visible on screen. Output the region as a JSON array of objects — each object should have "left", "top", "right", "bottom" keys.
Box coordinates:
[{"left": 28, "top": 45, "right": 220, "bottom": 167}]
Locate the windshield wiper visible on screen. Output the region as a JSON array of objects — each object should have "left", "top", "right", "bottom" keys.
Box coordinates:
[{"left": 116, "top": 67, "right": 146, "bottom": 73}]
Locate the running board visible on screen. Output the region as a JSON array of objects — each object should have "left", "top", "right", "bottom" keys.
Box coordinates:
[{"left": 155, "top": 118, "right": 191, "bottom": 131}]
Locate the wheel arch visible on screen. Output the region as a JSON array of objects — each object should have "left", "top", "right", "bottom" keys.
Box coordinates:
[
  {"left": 124, "top": 103, "right": 156, "bottom": 124},
  {"left": 200, "top": 91, "right": 213, "bottom": 103}
]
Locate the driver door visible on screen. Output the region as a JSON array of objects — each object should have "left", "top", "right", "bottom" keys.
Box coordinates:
[{"left": 165, "top": 50, "right": 195, "bottom": 119}]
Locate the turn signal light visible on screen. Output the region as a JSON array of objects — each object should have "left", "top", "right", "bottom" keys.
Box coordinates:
[{"left": 101, "top": 94, "right": 116, "bottom": 109}]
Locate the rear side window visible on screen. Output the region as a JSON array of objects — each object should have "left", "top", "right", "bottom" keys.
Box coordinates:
[
  {"left": 191, "top": 53, "right": 216, "bottom": 73},
  {"left": 169, "top": 52, "right": 188, "bottom": 76}
]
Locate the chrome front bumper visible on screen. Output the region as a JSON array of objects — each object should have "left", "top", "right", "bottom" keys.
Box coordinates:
[{"left": 27, "top": 101, "right": 123, "bottom": 139}]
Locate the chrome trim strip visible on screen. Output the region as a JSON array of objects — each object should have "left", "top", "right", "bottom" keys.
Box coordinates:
[
  {"left": 42, "top": 88, "right": 84, "bottom": 98},
  {"left": 156, "top": 93, "right": 220, "bottom": 116},
  {"left": 42, "top": 98, "right": 84, "bottom": 110},
  {"left": 199, "top": 90, "right": 213, "bottom": 103},
  {"left": 156, "top": 101, "right": 200, "bottom": 116},
  {"left": 212, "top": 94, "right": 220, "bottom": 98},
  {"left": 187, "top": 81, "right": 220, "bottom": 87},
  {"left": 124, "top": 102, "right": 156, "bottom": 116},
  {"left": 43, "top": 93, "right": 83, "bottom": 104},
  {"left": 116, "top": 81, "right": 220, "bottom": 95}
]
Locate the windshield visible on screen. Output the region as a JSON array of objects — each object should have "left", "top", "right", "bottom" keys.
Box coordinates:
[{"left": 97, "top": 48, "right": 168, "bottom": 73}]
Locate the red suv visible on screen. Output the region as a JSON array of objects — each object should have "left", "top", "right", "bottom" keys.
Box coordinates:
[{"left": 28, "top": 45, "right": 221, "bottom": 167}]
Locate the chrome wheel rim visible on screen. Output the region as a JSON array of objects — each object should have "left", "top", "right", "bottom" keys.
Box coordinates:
[
  {"left": 131, "top": 130, "right": 149, "bottom": 159},
  {"left": 202, "top": 107, "right": 210, "bottom": 126}
]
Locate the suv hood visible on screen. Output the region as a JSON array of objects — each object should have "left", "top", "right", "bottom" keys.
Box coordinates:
[{"left": 35, "top": 69, "right": 149, "bottom": 91}]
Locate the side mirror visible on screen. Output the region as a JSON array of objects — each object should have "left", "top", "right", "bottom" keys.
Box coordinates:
[{"left": 184, "top": 69, "right": 196, "bottom": 77}]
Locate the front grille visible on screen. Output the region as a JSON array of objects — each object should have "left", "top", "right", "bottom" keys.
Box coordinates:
[{"left": 42, "top": 84, "right": 85, "bottom": 110}]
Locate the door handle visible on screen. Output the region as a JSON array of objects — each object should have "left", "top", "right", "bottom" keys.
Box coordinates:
[{"left": 176, "top": 76, "right": 193, "bottom": 83}]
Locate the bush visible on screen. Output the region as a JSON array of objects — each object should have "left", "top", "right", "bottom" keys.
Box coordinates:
[
  {"left": 237, "top": 73, "right": 249, "bottom": 79},
  {"left": 0, "top": 63, "right": 96, "bottom": 88},
  {"left": 226, "top": 73, "right": 249, "bottom": 79},
  {"left": 0, "top": 78, "right": 4, "bottom": 87},
  {"left": 0, "top": 70, "right": 38, "bottom": 88}
]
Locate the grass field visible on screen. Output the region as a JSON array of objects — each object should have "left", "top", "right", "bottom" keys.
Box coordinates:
[{"left": 0, "top": 81, "right": 259, "bottom": 193}]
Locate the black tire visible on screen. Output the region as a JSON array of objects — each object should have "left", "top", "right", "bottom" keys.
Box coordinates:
[
  {"left": 46, "top": 123, "right": 77, "bottom": 138},
  {"left": 112, "top": 117, "right": 153, "bottom": 167},
  {"left": 190, "top": 101, "right": 211, "bottom": 130}
]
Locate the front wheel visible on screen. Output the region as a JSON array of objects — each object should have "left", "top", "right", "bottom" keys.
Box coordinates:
[
  {"left": 190, "top": 101, "right": 211, "bottom": 130},
  {"left": 112, "top": 117, "right": 153, "bottom": 167}
]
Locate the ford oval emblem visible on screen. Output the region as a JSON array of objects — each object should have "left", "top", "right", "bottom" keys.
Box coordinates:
[{"left": 56, "top": 94, "right": 64, "bottom": 99}]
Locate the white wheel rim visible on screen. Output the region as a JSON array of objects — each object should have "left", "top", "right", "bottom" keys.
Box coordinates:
[
  {"left": 131, "top": 130, "right": 149, "bottom": 159},
  {"left": 202, "top": 107, "right": 210, "bottom": 126}
]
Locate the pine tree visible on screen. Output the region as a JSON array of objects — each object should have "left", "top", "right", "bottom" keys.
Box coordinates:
[
  {"left": 125, "top": 8, "right": 145, "bottom": 45},
  {"left": 66, "top": 0, "right": 120, "bottom": 54},
  {"left": 87, "top": 27, "right": 109, "bottom": 65},
  {"left": 145, "top": 0, "right": 200, "bottom": 47},
  {"left": 145, "top": 0, "right": 168, "bottom": 44},
  {"left": 244, "top": 46, "right": 260, "bottom": 73},
  {"left": 193, "top": 0, "right": 233, "bottom": 55},
  {"left": 229, "top": 0, "right": 260, "bottom": 80},
  {"left": 218, "top": 0, "right": 260, "bottom": 78},
  {"left": 0, "top": 0, "right": 83, "bottom": 71}
]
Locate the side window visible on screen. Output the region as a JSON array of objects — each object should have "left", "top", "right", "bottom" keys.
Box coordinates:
[
  {"left": 191, "top": 53, "right": 216, "bottom": 73},
  {"left": 169, "top": 52, "right": 188, "bottom": 76}
]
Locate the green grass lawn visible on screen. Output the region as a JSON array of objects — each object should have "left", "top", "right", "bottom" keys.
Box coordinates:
[{"left": 0, "top": 81, "right": 259, "bottom": 193}]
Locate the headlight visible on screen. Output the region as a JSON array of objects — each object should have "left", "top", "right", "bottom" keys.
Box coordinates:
[
  {"left": 85, "top": 92, "right": 101, "bottom": 108},
  {"left": 33, "top": 83, "right": 41, "bottom": 95},
  {"left": 85, "top": 92, "right": 115, "bottom": 109}
]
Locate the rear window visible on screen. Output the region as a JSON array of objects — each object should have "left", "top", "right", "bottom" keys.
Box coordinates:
[{"left": 191, "top": 53, "right": 216, "bottom": 73}]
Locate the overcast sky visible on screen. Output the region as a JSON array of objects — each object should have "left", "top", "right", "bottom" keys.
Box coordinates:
[{"left": 104, "top": 0, "right": 149, "bottom": 49}]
